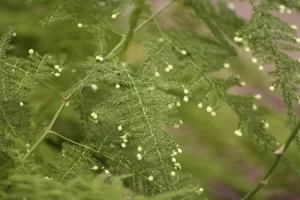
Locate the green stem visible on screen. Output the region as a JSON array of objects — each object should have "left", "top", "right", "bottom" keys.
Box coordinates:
[
  {"left": 21, "top": 0, "right": 175, "bottom": 161},
  {"left": 242, "top": 120, "right": 300, "bottom": 200},
  {"left": 22, "top": 97, "right": 70, "bottom": 161}
]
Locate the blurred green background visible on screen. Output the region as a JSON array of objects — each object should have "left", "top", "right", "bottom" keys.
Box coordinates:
[{"left": 1, "top": 0, "right": 300, "bottom": 199}]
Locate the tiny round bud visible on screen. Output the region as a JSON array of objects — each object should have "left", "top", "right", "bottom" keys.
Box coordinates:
[
  {"left": 137, "top": 153, "right": 142, "bottom": 160},
  {"left": 137, "top": 146, "right": 142, "bottom": 152},
  {"left": 91, "top": 165, "right": 98, "bottom": 170},
  {"left": 269, "top": 85, "right": 275, "bottom": 91},
  {"left": 176, "top": 102, "right": 180, "bottom": 107},
  {"left": 28, "top": 49, "right": 34, "bottom": 55},
  {"left": 183, "top": 88, "right": 189, "bottom": 94},
  {"left": 286, "top": 9, "right": 292, "bottom": 14},
  {"left": 168, "top": 64, "right": 173, "bottom": 70},
  {"left": 115, "top": 84, "right": 120, "bottom": 89},
  {"left": 251, "top": 57, "right": 258, "bottom": 63},
  {"left": 58, "top": 68, "right": 63, "bottom": 73},
  {"left": 234, "top": 36, "right": 243, "bottom": 42},
  {"left": 158, "top": 38, "right": 164, "bottom": 42},
  {"left": 19, "top": 102, "right": 24, "bottom": 107},
  {"left": 172, "top": 157, "right": 176, "bottom": 162},
  {"left": 264, "top": 122, "right": 269, "bottom": 129},
  {"left": 224, "top": 63, "right": 230, "bottom": 69},
  {"left": 77, "top": 23, "right": 83, "bottom": 28},
  {"left": 111, "top": 13, "right": 118, "bottom": 19},
  {"left": 254, "top": 94, "right": 262, "bottom": 100},
  {"left": 155, "top": 72, "right": 160, "bottom": 77},
  {"left": 211, "top": 111, "right": 216, "bottom": 116},
  {"left": 96, "top": 55, "right": 104, "bottom": 61},
  {"left": 54, "top": 65, "right": 60, "bottom": 70},
  {"left": 227, "top": 3, "right": 235, "bottom": 10},
  {"left": 258, "top": 65, "right": 264, "bottom": 71},
  {"left": 234, "top": 129, "right": 242, "bottom": 137},
  {"left": 148, "top": 176, "right": 154, "bottom": 181},
  {"left": 252, "top": 104, "right": 257, "bottom": 110},
  {"left": 197, "top": 103, "right": 203, "bottom": 108},
  {"left": 183, "top": 96, "right": 189, "bottom": 102},
  {"left": 25, "top": 143, "right": 30, "bottom": 148},
  {"left": 104, "top": 170, "right": 110, "bottom": 174},
  {"left": 170, "top": 171, "right": 176, "bottom": 176},
  {"left": 240, "top": 81, "right": 246, "bottom": 86},
  {"left": 13, "top": 32, "right": 17, "bottom": 37},
  {"left": 245, "top": 47, "right": 250, "bottom": 52},
  {"left": 91, "top": 84, "right": 98, "bottom": 91},
  {"left": 121, "top": 143, "right": 126, "bottom": 148},
  {"left": 181, "top": 50, "right": 187, "bottom": 55},
  {"left": 291, "top": 25, "right": 297, "bottom": 30},
  {"left": 165, "top": 67, "right": 170, "bottom": 73},
  {"left": 118, "top": 125, "right": 122, "bottom": 131},
  {"left": 54, "top": 73, "right": 60, "bottom": 77},
  {"left": 206, "top": 106, "right": 212, "bottom": 113}
]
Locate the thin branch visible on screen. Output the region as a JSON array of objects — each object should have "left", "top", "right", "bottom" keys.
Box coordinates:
[
  {"left": 49, "top": 131, "right": 99, "bottom": 153},
  {"left": 242, "top": 120, "right": 300, "bottom": 200},
  {"left": 21, "top": 0, "right": 175, "bottom": 161}
]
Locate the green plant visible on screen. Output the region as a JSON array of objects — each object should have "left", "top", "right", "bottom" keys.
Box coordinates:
[{"left": 1, "top": 0, "right": 300, "bottom": 199}]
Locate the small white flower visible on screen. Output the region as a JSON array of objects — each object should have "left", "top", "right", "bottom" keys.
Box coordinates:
[
  {"left": 123, "top": 138, "right": 128, "bottom": 143},
  {"left": 197, "top": 103, "right": 203, "bottom": 108},
  {"left": 286, "top": 9, "right": 292, "bottom": 14},
  {"left": 91, "top": 84, "right": 98, "bottom": 91},
  {"left": 155, "top": 72, "right": 160, "bottom": 77},
  {"left": 196, "top": 188, "right": 204, "bottom": 194},
  {"left": 77, "top": 23, "right": 83, "bottom": 28},
  {"left": 172, "top": 150, "right": 178, "bottom": 156},
  {"left": 148, "top": 176, "right": 154, "bottom": 181},
  {"left": 91, "top": 112, "right": 98, "bottom": 119},
  {"left": 172, "top": 157, "right": 176, "bottom": 162},
  {"left": 227, "top": 3, "right": 235, "bottom": 10},
  {"left": 223, "top": 63, "right": 230, "bottom": 69},
  {"left": 45, "top": 176, "right": 50, "bottom": 180},
  {"left": 179, "top": 120, "right": 183, "bottom": 124},
  {"left": 91, "top": 165, "right": 98, "bottom": 170},
  {"left": 206, "top": 106, "right": 212, "bottom": 113},
  {"left": 176, "top": 102, "right": 180, "bottom": 107},
  {"left": 104, "top": 170, "right": 110, "bottom": 174},
  {"left": 183, "top": 88, "right": 189, "bottom": 94},
  {"left": 20, "top": 102, "right": 24, "bottom": 107},
  {"left": 111, "top": 13, "right": 118, "bottom": 19},
  {"left": 211, "top": 111, "right": 216, "bottom": 116},
  {"left": 264, "top": 122, "right": 269, "bottom": 129},
  {"left": 158, "top": 38, "right": 164, "bottom": 42},
  {"left": 54, "top": 73, "right": 60, "bottom": 77},
  {"left": 252, "top": 104, "right": 257, "bottom": 110},
  {"left": 118, "top": 125, "right": 122, "bottom": 131},
  {"left": 278, "top": 5, "right": 285, "bottom": 11},
  {"left": 258, "top": 65, "right": 264, "bottom": 71},
  {"left": 291, "top": 25, "right": 297, "bottom": 30},
  {"left": 254, "top": 94, "right": 262, "bottom": 100},
  {"left": 183, "top": 96, "right": 189, "bottom": 102},
  {"left": 181, "top": 50, "right": 187, "bottom": 55},
  {"left": 13, "top": 32, "right": 17, "bottom": 37},
  {"left": 28, "top": 49, "right": 34, "bottom": 55},
  {"left": 269, "top": 85, "right": 275, "bottom": 91},
  {"left": 177, "top": 148, "right": 183, "bottom": 154},
  {"left": 58, "top": 68, "right": 63, "bottom": 73},
  {"left": 121, "top": 143, "right": 126, "bottom": 148},
  {"left": 165, "top": 67, "right": 170, "bottom": 72},
  {"left": 170, "top": 171, "right": 176, "bottom": 176},
  {"left": 251, "top": 57, "right": 258, "bottom": 63},
  {"left": 245, "top": 47, "right": 250, "bottom": 52},
  {"left": 96, "top": 55, "right": 104, "bottom": 61},
  {"left": 54, "top": 65, "right": 60, "bottom": 70},
  {"left": 167, "top": 103, "right": 173, "bottom": 108},
  {"left": 115, "top": 84, "right": 120, "bottom": 89},
  {"left": 240, "top": 81, "right": 246, "bottom": 86},
  {"left": 137, "top": 153, "right": 142, "bottom": 160},
  {"left": 168, "top": 64, "right": 173, "bottom": 70},
  {"left": 295, "top": 38, "right": 300, "bottom": 43},
  {"left": 137, "top": 146, "right": 142, "bottom": 152},
  {"left": 234, "top": 129, "right": 242, "bottom": 137},
  {"left": 234, "top": 36, "right": 243, "bottom": 42}
]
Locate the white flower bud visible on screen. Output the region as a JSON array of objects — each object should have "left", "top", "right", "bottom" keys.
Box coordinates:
[
  {"left": 183, "top": 88, "right": 189, "bottom": 94},
  {"left": 251, "top": 57, "right": 258, "bottom": 63},
  {"left": 165, "top": 67, "right": 170, "bottom": 72},
  {"left": 206, "top": 106, "right": 212, "bottom": 112},
  {"left": 269, "top": 85, "right": 275, "bottom": 91},
  {"left": 183, "top": 96, "right": 189, "bottom": 102},
  {"left": 115, "top": 84, "right": 120, "bottom": 89},
  {"left": 170, "top": 171, "right": 176, "bottom": 176},
  {"left": 254, "top": 94, "right": 262, "bottom": 100},
  {"left": 240, "top": 81, "right": 246, "bottom": 86},
  {"left": 252, "top": 104, "right": 257, "bottom": 110},
  {"left": 77, "top": 23, "right": 83, "bottom": 28},
  {"left": 19, "top": 102, "right": 24, "bottom": 107},
  {"left": 181, "top": 50, "right": 187, "bottom": 55},
  {"left": 54, "top": 73, "right": 60, "bottom": 77},
  {"left": 91, "top": 165, "right": 98, "bottom": 170},
  {"left": 54, "top": 65, "right": 60, "bottom": 70},
  {"left": 234, "top": 129, "right": 242, "bottom": 137},
  {"left": 258, "top": 65, "right": 264, "bottom": 71},
  {"left": 28, "top": 49, "right": 34, "bottom": 55},
  {"left": 245, "top": 47, "right": 250, "bottom": 52},
  {"left": 291, "top": 25, "right": 297, "bottom": 30},
  {"left": 91, "top": 84, "right": 98, "bottom": 91},
  {"left": 177, "top": 148, "right": 182, "bottom": 154},
  {"left": 223, "top": 63, "right": 230, "bottom": 69},
  {"left": 118, "top": 125, "right": 122, "bottom": 131},
  {"left": 111, "top": 13, "right": 118, "bottom": 19},
  {"left": 197, "top": 103, "right": 203, "bottom": 108},
  {"left": 104, "top": 170, "right": 110, "bottom": 174},
  {"left": 58, "top": 68, "right": 63, "bottom": 73},
  {"left": 176, "top": 102, "right": 180, "bottom": 107},
  {"left": 234, "top": 36, "right": 243, "bottom": 42},
  {"left": 158, "top": 38, "right": 164, "bottom": 42},
  {"left": 121, "top": 143, "right": 126, "bottom": 148},
  {"left": 155, "top": 72, "right": 160, "bottom": 77},
  {"left": 168, "top": 64, "right": 173, "bottom": 70},
  {"left": 137, "top": 146, "right": 142, "bottom": 152},
  {"left": 96, "top": 55, "right": 104, "bottom": 61},
  {"left": 211, "top": 111, "right": 216, "bottom": 116},
  {"left": 148, "top": 176, "right": 154, "bottom": 181},
  {"left": 137, "top": 153, "right": 142, "bottom": 160},
  {"left": 172, "top": 157, "right": 176, "bottom": 162}
]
